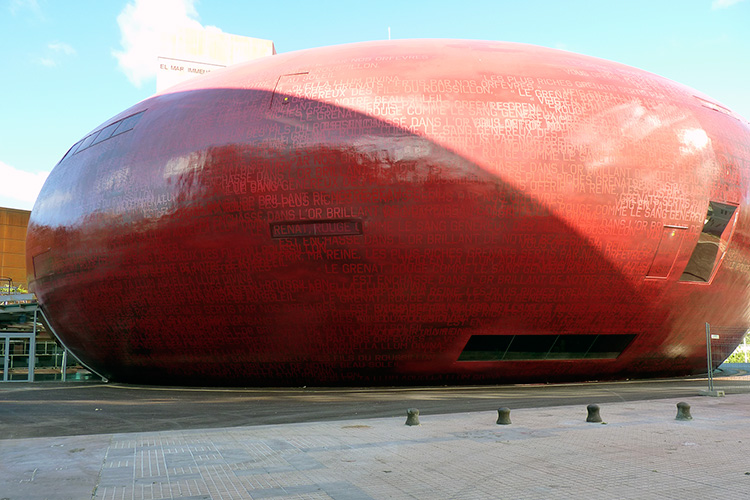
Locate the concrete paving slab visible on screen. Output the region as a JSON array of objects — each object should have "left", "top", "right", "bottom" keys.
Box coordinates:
[{"left": 0, "top": 433, "right": 111, "bottom": 500}]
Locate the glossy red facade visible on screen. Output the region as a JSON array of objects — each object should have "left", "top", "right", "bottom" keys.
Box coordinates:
[{"left": 27, "top": 40, "right": 750, "bottom": 385}]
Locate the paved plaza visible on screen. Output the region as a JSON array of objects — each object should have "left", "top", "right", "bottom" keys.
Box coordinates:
[{"left": 2, "top": 390, "right": 750, "bottom": 499}]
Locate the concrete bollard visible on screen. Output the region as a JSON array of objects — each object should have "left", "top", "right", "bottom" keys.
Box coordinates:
[
  {"left": 405, "top": 408, "right": 420, "bottom": 426},
  {"left": 586, "top": 404, "right": 602, "bottom": 423},
  {"left": 496, "top": 407, "right": 512, "bottom": 425},
  {"left": 675, "top": 402, "right": 693, "bottom": 421}
]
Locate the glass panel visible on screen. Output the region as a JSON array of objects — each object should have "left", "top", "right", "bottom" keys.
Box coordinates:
[
  {"left": 546, "top": 335, "right": 596, "bottom": 360},
  {"left": 585, "top": 334, "right": 636, "bottom": 359},
  {"left": 8, "top": 339, "right": 30, "bottom": 381},
  {"left": 77, "top": 131, "right": 101, "bottom": 152},
  {"left": 681, "top": 201, "right": 738, "bottom": 282},
  {"left": 59, "top": 139, "right": 84, "bottom": 163},
  {"left": 91, "top": 121, "right": 121, "bottom": 145},
  {"left": 459, "top": 334, "right": 636, "bottom": 361},
  {"left": 503, "top": 335, "right": 557, "bottom": 360},
  {"left": 646, "top": 226, "right": 686, "bottom": 278},
  {"left": 31, "top": 341, "right": 61, "bottom": 380},
  {"left": 111, "top": 111, "right": 145, "bottom": 136},
  {"left": 458, "top": 335, "right": 513, "bottom": 361}
]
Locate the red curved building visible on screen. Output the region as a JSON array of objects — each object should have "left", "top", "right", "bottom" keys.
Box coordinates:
[{"left": 26, "top": 40, "right": 750, "bottom": 385}]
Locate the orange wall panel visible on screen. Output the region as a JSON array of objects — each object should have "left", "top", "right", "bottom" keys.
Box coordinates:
[{"left": 0, "top": 207, "right": 31, "bottom": 288}]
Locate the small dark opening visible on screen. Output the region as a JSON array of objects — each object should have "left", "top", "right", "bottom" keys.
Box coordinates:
[{"left": 458, "top": 334, "right": 636, "bottom": 361}]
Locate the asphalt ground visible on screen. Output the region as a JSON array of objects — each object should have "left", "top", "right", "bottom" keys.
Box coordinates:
[{"left": 2, "top": 367, "right": 750, "bottom": 440}]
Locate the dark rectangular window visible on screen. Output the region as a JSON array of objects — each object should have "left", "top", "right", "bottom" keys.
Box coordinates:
[
  {"left": 91, "top": 121, "right": 121, "bottom": 145},
  {"left": 458, "top": 334, "right": 636, "bottom": 361},
  {"left": 77, "top": 130, "right": 101, "bottom": 151},
  {"left": 546, "top": 335, "right": 595, "bottom": 359},
  {"left": 457, "top": 335, "right": 513, "bottom": 361},
  {"left": 503, "top": 335, "right": 557, "bottom": 360},
  {"left": 111, "top": 111, "right": 145, "bottom": 136},
  {"left": 59, "top": 139, "right": 84, "bottom": 163},
  {"left": 586, "top": 334, "right": 637, "bottom": 359},
  {"left": 71, "top": 109, "right": 147, "bottom": 156}
]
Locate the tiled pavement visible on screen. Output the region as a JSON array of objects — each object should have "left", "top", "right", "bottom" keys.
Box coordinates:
[{"left": 2, "top": 393, "right": 750, "bottom": 499}]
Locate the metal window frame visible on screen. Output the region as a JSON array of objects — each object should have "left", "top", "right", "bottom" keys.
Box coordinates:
[{"left": 1, "top": 309, "right": 37, "bottom": 382}]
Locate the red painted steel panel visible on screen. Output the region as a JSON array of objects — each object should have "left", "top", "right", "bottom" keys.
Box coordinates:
[{"left": 26, "top": 40, "right": 750, "bottom": 385}]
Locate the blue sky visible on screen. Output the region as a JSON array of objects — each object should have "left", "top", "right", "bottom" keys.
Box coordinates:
[{"left": 1, "top": 0, "right": 748, "bottom": 210}]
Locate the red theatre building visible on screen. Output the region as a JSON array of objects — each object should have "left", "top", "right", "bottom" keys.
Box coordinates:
[{"left": 25, "top": 40, "right": 750, "bottom": 386}]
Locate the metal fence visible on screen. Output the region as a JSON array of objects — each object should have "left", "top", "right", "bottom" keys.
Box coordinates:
[{"left": 706, "top": 323, "right": 750, "bottom": 394}]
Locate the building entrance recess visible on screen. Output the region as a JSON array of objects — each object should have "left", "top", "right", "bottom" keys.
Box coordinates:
[{"left": 0, "top": 293, "right": 93, "bottom": 382}]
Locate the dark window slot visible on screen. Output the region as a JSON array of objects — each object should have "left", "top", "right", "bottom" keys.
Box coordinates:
[
  {"left": 585, "top": 334, "right": 637, "bottom": 359},
  {"left": 112, "top": 111, "right": 145, "bottom": 136},
  {"left": 58, "top": 139, "right": 84, "bottom": 164},
  {"left": 546, "top": 335, "right": 596, "bottom": 359},
  {"left": 91, "top": 121, "right": 121, "bottom": 145},
  {"left": 459, "top": 334, "right": 636, "bottom": 361},
  {"left": 503, "top": 335, "right": 556, "bottom": 360},
  {"left": 458, "top": 335, "right": 513, "bottom": 361},
  {"left": 70, "top": 110, "right": 147, "bottom": 157},
  {"left": 77, "top": 131, "right": 101, "bottom": 151}
]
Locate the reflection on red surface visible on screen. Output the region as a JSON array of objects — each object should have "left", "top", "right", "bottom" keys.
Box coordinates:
[{"left": 26, "top": 40, "right": 750, "bottom": 385}]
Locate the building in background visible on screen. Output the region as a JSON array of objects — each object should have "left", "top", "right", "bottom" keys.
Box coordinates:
[
  {"left": 0, "top": 207, "right": 31, "bottom": 291},
  {"left": 157, "top": 26, "right": 275, "bottom": 92}
]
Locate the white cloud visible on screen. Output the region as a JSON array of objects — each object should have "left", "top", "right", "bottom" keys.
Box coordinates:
[
  {"left": 9, "top": 0, "right": 41, "bottom": 16},
  {"left": 113, "top": 0, "right": 221, "bottom": 88},
  {"left": 49, "top": 42, "right": 76, "bottom": 56},
  {"left": 38, "top": 57, "right": 57, "bottom": 68},
  {"left": 0, "top": 161, "right": 49, "bottom": 210},
  {"left": 712, "top": 0, "right": 746, "bottom": 9},
  {"left": 35, "top": 41, "right": 76, "bottom": 68}
]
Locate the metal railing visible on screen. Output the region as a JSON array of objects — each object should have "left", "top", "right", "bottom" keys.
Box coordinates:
[
  {"left": 705, "top": 323, "right": 750, "bottom": 395},
  {"left": 0, "top": 276, "right": 13, "bottom": 295}
]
